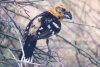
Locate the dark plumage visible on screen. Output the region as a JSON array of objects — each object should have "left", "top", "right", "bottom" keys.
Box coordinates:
[
  {"left": 19, "top": 11, "right": 61, "bottom": 59},
  {"left": 19, "top": 6, "right": 72, "bottom": 59}
]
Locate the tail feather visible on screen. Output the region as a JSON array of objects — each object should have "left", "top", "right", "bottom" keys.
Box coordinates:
[{"left": 19, "top": 36, "right": 37, "bottom": 60}]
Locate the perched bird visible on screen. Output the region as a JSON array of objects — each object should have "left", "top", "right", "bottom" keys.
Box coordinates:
[{"left": 19, "top": 4, "right": 72, "bottom": 60}]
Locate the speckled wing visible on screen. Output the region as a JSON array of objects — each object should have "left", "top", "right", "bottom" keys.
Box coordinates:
[
  {"left": 24, "top": 16, "right": 42, "bottom": 38},
  {"left": 36, "top": 17, "right": 61, "bottom": 40},
  {"left": 24, "top": 11, "right": 61, "bottom": 40}
]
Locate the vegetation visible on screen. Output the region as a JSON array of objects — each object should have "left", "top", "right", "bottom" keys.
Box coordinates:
[{"left": 0, "top": 0, "right": 100, "bottom": 67}]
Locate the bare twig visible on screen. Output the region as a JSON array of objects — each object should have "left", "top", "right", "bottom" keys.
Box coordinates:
[
  {"left": 0, "top": 5, "right": 23, "bottom": 37},
  {"left": 57, "top": 35, "right": 100, "bottom": 67},
  {"left": 0, "top": 44, "right": 20, "bottom": 52},
  {"left": 64, "top": 21, "right": 100, "bottom": 30},
  {"left": 0, "top": 0, "right": 44, "bottom": 4}
]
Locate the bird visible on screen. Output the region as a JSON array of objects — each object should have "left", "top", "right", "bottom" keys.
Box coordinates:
[{"left": 19, "top": 4, "right": 72, "bottom": 60}]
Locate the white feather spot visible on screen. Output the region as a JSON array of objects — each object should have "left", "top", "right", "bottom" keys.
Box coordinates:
[
  {"left": 52, "top": 31, "right": 54, "bottom": 35},
  {"left": 38, "top": 32, "right": 41, "bottom": 35},
  {"left": 52, "top": 22, "right": 59, "bottom": 28},
  {"left": 47, "top": 25, "right": 51, "bottom": 29},
  {"left": 50, "top": 29, "right": 52, "bottom": 32},
  {"left": 39, "top": 27, "right": 43, "bottom": 30},
  {"left": 26, "top": 27, "right": 29, "bottom": 29}
]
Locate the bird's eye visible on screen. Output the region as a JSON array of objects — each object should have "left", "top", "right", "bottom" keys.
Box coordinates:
[
  {"left": 56, "top": 7, "right": 66, "bottom": 13},
  {"left": 56, "top": 7, "right": 62, "bottom": 13},
  {"left": 62, "top": 8, "right": 66, "bottom": 12}
]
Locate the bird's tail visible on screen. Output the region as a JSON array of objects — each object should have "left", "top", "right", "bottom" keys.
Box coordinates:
[{"left": 19, "top": 36, "right": 37, "bottom": 60}]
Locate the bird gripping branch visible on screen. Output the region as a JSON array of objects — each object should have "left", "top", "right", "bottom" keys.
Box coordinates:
[{"left": 19, "top": 3, "right": 72, "bottom": 60}]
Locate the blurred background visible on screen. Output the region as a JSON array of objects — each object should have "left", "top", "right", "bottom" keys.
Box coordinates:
[{"left": 0, "top": 0, "right": 100, "bottom": 67}]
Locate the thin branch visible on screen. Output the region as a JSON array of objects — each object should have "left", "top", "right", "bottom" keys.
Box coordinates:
[
  {"left": 64, "top": 21, "right": 100, "bottom": 30},
  {"left": 0, "top": 32, "right": 18, "bottom": 40},
  {"left": 57, "top": 35, "right": 100, "bottom": 67},
  {"left": 7, "top": 49, "right": 21, "bottom": 67},
  {"left": 75, "top": 41, "right": 82, "bottom": 67},
  {"left": 0, "top": 0, "right": 44, "bottom": 4},
  {"left": 5, "top": 7, "right": 30, "bottom": 20},
  {"left": 0, "top": 5, "right": 23, "bottom": 37},
  {"left": 0, "top": 44, "right": 20, "bottom": 52}
]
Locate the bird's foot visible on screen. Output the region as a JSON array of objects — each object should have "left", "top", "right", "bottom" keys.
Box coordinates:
[{"left": 20, "top": 57, "right": 33, "bottom": 64}]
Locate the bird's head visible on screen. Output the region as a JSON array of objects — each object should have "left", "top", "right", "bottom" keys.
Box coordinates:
[{"left": 49, "top": 5, "right": 72, "bottom": 20}]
